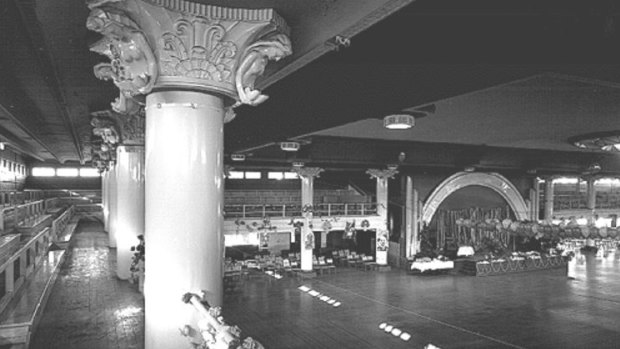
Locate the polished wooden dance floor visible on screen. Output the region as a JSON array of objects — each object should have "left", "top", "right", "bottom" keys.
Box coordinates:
[
  {"left": 29, "top": 221, "right": 619, "bottom": 349},
  {"left": 224, "top": 252, "right": 620, "bottom": 349}
]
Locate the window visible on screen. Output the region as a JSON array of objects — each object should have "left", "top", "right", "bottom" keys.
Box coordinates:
[
  {"left": 228, "top": 171, "right": 244, "bottom": 179},
  {"left": 268, "top": 172, "right": 284, "bottom": 180},
  {"left": 284, "top": 172, "right": 299, "bottom": 179},
  {"left": 80, "top": 168, "right": 100, "bottom": 177},
  {"left": 552, "top": 177, "right": 578, "bottom": 184},
  {"left": 31, "top": 167, "right": 55, "bottom": 177},
  {"left": 57, "top": 168, "right": 79, "bottom": 177},
  {"left": 244, "top": 171, "right": 261, "bottom": 179}
]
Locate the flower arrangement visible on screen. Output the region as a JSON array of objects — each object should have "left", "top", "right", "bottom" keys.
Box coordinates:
[{"left": 130, "top": 234, "right": 145, "bottom": 286}]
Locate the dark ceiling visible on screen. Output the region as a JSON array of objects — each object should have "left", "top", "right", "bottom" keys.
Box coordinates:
[
  {"left": 228, "top": 0, "right": 620, "bottom": 152},
  {"left": 2, "top": 0, "right": 620, "bottom": 174}
]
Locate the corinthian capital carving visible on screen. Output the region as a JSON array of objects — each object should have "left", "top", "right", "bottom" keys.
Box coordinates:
[
  {"left": 293, "top": 167, "right": 324, "bottom": 179},
  {"left": 367, "top": 168, "right": 399, "bottom": 180},
  {"left": 87, "top": 5, "right": 158, "bottom": 113},
  {"left": 91, "top": 109, "right": 145, "bottom": 146},
  {"left": 86, "top": 0, "right": 291, "bottom": 107},
  {"left": 235, "top": 33, "right": 292, "bottom": 106}
]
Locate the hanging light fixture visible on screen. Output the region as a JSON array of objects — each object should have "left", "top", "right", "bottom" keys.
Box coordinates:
[
  {"left": 231, "top": 153, "right": 246, "bottom": 161},
  {"left": 383, "top": 114, "right": 415, "bottom": 130},
  {"left": 280, "top": 141, "right": 300, "bottom": 152}
]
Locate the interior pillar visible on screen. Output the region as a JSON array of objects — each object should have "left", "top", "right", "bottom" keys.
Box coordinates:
[
  {"left": 586, "top": 177, "right": 597, "bottom": 224},
  {"left": 102, "top": 170, "right": 109, "bottom": 232},
  {"left": 115, "top": 145, "right": 145, "bottom": 280},
  {"left": 367, "top": 168, "right": 398, "bottom": 265},
  {"left": 144, "top": 91, "right": 224, "bottom": 348},
  {"left": 295, "top": 167, "right": 323, "bottom": 272},
  {"left": 533, "top": 177, "right": 541, "bottom": 221},
  {"left": 544, "top": 178, "right": 554, "bottom": 221},
  {"left": 587, "top": 177, "right": 596, "bottom": 210},
  {"left": 108, "top": 164, "right": 118, "bottom": 248},
  {"left": 376, "top": 175, "right": 389, "bottom": 265},
  {"left": 86, "top": 2, "right": 291, "bottom": 348},
  {"left": 405, "top": 175, "right": 414, "bottom": 258}
]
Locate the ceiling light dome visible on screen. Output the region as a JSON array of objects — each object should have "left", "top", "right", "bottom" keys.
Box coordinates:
[
  {"left": 231, "top": 153, "right": 245, "bottom": 161},
  {"left": 280, "top": 142, "right": 300, "bottom": 151},
  {"left": 383, "top": 114, "right": 415, "bottom": 130}
]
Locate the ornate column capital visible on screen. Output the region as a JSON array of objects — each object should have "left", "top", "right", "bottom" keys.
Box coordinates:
[
  {"left": 90, "top": 108, "right": 145, "bottom": 171},
  {"left": 87, "top": 0, "right": 292, "bottom": 112},
  {"left": 223, "top": 165, "right": 234, "bottom": 178},
  {"left": 293, "top": 167, "right": 324, "bottom": 179},
  {"left": 366, "top": 168, "right": 399, "bottom": 180},
  {"left": 91, "top": 109, "right": 145, "bottom": 146}
]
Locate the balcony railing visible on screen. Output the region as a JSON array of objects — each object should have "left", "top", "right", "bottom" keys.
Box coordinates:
[
  {"left": 224, "top": 202, "right": 378, "bottom": 219},
  {"left": 554, "top": 193, "right": 620, "bottom": 211}
]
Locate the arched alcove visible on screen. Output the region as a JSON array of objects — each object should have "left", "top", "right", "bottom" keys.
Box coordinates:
[{"left": 422, "top": 172, "right": 529, "bottom": 224}]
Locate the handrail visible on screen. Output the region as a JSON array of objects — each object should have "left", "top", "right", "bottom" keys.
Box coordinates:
[
  {"left": 0, "top": 200, "right": 46, "bottom": 232},
  {"left": 554, "top": 193, "right": 620, "bottom": 210},
  {"left": 224, "top": 202, "right": 378, "bottom": 219},
  {"left": 50, "top": 206, "right": 75, "bottom": 241},
  {"left": 0, "top": 227, "right": 53, "bottom": 315}
]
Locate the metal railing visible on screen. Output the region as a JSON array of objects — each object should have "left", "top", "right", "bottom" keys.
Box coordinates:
[
  {"left": 554, "top": 193, "right": 620, "bottom": 211},
  {"left": 224, "top": 202, "right": 378, "bottom": 219}
]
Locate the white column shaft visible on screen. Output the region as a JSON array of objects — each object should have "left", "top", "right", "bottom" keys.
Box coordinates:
[
  {"left": 144, "top": 91, "right": 224, "bottom": 349},
  {"left": 587, "top": 178, "right": 596, "bottom": 210},
  {"left": 301, "top": 175, "right": 314, "bottom": 271},
  {"left": 115, "top": 146, "right": 145, "bottom": 280},
  {"left": 376, "top": 176, "right": 389, "bottom": 265},
  {"left": 544, "top": 179, "right": 554, "bottom": 221},
  {"left": 405, "top": 176, "right": 414, "bottom": 258},
  {"left": 103, "top": 170, "right": 109, "bottom": 232},
  {"left": 108, "top": 165, "right": 118, "bottom": 248}
]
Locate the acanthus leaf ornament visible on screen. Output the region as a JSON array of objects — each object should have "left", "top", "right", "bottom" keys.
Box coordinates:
[
  {"left": 293, "top": 166, "right": 324, "bottom": 179},
  {"left": 366, "top": 168, "right": 399, "bottom": 180},
  {"left": 86, "top": 0, "right": 291, "bottom": 107},
  {"left": 87, "top": 6, "right": 158, "bottom": 114},
  {"left": 235, "top": 33, "right": 292, "bottom": 106},
  {"left": 91, "top": 114, "right": 121, "bottom": 145},
  {"left": 160, "top": 19, "right": 237, "bottom": 82}
]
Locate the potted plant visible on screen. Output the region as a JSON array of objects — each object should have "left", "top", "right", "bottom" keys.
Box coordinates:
[{"left": 130, "top": 234, "right": 145, "bottom": 293}]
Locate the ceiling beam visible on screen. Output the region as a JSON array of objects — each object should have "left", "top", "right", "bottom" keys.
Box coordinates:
[
  {"left": 0, "top": 75, "right": 60, "bottom": 161},
  {"left": 258, "top": 0, "right": 416, "bottom": 90},
  {"left": 12, "top": 0, "right": 83, "bottom": 163}
]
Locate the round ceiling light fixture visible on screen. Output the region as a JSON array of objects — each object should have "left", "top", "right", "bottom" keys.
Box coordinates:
[
  {"left": 231, "top": 153, "right": 246, "bottom": 161},
  {"left": 569, "top": 131, "right": 620, "bottom": 152},
  {"left": 383, "top": 114, "right": 415, "bottom": 130},
  {"left": 280, "top": 141, "right": 300, "bottom": 152}
]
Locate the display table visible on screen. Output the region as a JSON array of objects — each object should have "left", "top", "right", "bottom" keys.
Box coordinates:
[
  {"left": 409, "top": 259, "right": 454, "bottom": 274},
  {"left": 455, "top": 255, "right": 567, "bottom": 277}
]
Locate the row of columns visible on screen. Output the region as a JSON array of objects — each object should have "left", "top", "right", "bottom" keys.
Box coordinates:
[
  {"left": 86, "top": 0, "right": 294, "bottom": 347},
  {"left": 543, "top": 176, "right": 599, "bottom": 221}
]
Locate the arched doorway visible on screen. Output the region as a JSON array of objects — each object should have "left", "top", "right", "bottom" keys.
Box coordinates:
[
  {"left": 428, "top": 185, "right": 515, "bottom": 254},
  {"left": 422, "top": 172, "right": 529, "bottom": 224}
]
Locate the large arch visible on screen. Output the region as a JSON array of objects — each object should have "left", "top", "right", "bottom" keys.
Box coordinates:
[{"left": 422, "top": 172, "right": 529, "bottom": 224}]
